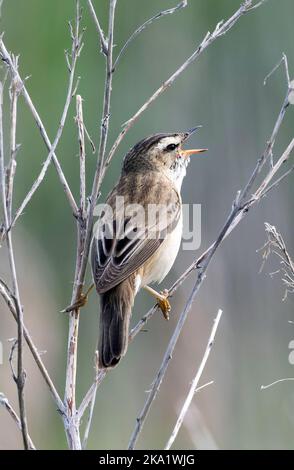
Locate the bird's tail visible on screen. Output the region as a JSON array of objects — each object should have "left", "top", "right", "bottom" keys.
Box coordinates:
[{"left": 98, "top": 279, "right": 135, "bottom": 368}]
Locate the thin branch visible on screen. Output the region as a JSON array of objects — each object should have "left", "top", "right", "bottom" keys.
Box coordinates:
[
  {"left": 87, "top": 0, "right": 108, "bottom": 55},
  {"left": 81, "top": 351, "right": 99, "bottom": 449},
  {"left": 0, "top": 38, "right": 79, "bottom": 223},
  {"left": 63, "top": 1, "right": 85, "bottom": 450},
  {"left": 75, "top": 95, "right": 86, "bottom": 220},
  {"left": 8, "top": 338, "right": 18, "bottom": 382},
  {"left": 6, "top": 54, "right": 20, "bottom": 224},
  {"left": 113, "top": 0, "right": 187, "bottom": 71},
  {"left": 254, "top": 138, "right": 294, "bottom": 199},
  {"left": 165, "top": 309, "right": 223, "bottom": 450},
  {"left": 261, "top": 378, "right": 294, "bottom": 390},
  {"left": 0, "top": 81, "right": 30, "bottom": 449},
  {"left": 264, "top": 53, "right": 290, "bottom": 87},
  {"left": 105, "top": 0, "right": 267, "bottom": 171},
  {"left": 0, "top": 393, "right": 35, "bottom": 450},
  {"left": 257, "top": 164, "right": 294, "bottom": 200}
]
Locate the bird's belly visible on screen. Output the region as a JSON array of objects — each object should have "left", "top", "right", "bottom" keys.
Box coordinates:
[{"left": 141, "top": 212, "right": 183, "bottom": 286}]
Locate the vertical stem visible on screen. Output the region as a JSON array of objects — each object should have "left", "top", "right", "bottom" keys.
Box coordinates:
[
  {"left": 0, "top": 83, "right": 30, "bottom": 449},
  {"left": 7, "top": 57, "right": 19, "bottom": 223},
  {"left": 63, "top": 0, "right": 117, "bottom": 449},
  {"left": 76, "top": 95, "right": 86, "bottom": 220},
  {"left": 63, "top": 0, "right": 83, "bottom": 450},
  {"left": 77, "top": 0, "right": 117, "bottom": 290}
]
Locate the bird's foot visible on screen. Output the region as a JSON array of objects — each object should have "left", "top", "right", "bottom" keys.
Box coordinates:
[
  {"left": 157, "top": 289, "right": 171, "bottom": 321},
  {"left": 61, "top": 283, "right": 94, "bottom": 313},
  {"left": 143, "top": 285, "right": 171, "bottom": 320}
]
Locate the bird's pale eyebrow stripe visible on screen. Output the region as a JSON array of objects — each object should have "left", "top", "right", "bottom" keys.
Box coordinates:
[{"left": 156, "top": 136, "right": 181, "bottom": 150}]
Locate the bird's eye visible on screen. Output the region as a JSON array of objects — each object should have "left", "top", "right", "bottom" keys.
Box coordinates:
[{"left": 165, "top": 143, "right": 178, "bottom": 152}]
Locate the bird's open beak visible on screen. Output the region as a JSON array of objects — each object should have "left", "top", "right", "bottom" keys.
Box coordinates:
[
  {"left": 181, "top": 126, "right": 208, "bottom": 157},
  {"left": 180, "top": 148, "right": 208, "bottom": 158}
]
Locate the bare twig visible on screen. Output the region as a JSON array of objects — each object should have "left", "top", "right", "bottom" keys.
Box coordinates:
[
  {"left": 76, "top": 95, "right": 86, "bottom": 220},
  {"left": 105, "top": 0, "right": 267, "bottom": 171},
  {"left": 8, "top": 338, "right": 18, "bottom": 382},
  {"left": 81, "top": 351, "right": 99, "bottom": 449},
  {"left": 0, "top": 393, "right": 35, "bottom": 450},
  {"left": 0, "top": 82, "right": 30, "bottom": 449},
  {"left": 0, "top": 38, "right": 79, "bottom": 224},
  {"left": 257, "top": 164, "right": 294, "bottom": 200},
  {"left": 165, "top": 309, "right": 222, "bottom": 450},
  {"left": 63, "top": 1, "right": 85, "bottom": 450},
  {"left": 6, "top": 54, "right": 20, "bottom": 224},
  {"left": 261, "top": 378, "right": 294, "bottom": 390},
  {"left": 87, "top": 0, "right": 108, "bottom": 55},
  {"left": 113, "top": 0, "right": 187, "bottom": 71},
  {"left": 264, "top": 53, "right": 290, "bottom": 87}
]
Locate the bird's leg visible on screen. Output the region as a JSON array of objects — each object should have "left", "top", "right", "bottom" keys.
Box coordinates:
[
  {"left": 61, "top": 283, "right": 95, "bottom": 313},
  {"left": 143, "top": 285, "right": 171, "bottom": 320}
]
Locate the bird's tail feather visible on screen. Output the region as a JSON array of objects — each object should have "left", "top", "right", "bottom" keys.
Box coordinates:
[{"left": 99, "top": 279, "right": 135, "bottom": 368}]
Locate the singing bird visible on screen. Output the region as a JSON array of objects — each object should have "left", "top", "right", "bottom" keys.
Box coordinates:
[{"left": 91, "top": 128, "right": 207, "bottom": 368}]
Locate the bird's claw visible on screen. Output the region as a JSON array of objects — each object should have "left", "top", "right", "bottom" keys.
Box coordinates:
[
  {"left": 61, "top": 284, "right": 94, "bottom": 313},
  {"left": 157, "top": 289, "right": 171, "bottom": 320}
]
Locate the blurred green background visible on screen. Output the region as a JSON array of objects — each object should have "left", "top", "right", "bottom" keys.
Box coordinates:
[{"left": 0, "top": 0, "right": 294, "bottom": 450}]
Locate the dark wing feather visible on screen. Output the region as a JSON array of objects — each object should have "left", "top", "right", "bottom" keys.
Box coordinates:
[{"left": 91, "top": 173, "right": 181, "bottom": 293}]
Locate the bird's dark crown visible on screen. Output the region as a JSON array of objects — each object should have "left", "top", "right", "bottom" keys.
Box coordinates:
[{"left": 122, "top": 132, "right": 185, "bottom": 174}]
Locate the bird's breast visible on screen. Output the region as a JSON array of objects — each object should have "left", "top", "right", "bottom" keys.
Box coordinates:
[{"left": 140, "top": 210, "right": 183, "bottom": 286}]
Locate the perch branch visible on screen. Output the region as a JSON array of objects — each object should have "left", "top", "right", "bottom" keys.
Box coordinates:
[
  {"left": 165, "top": 309, "right": 223, "bottom": 450},
  {"left": 63, "top": 1, "right": 85, "bottom": 450},
  {"left": 79, "top": 135, "right": 294, "bottom": 418},
  {"left": 63, "top": 1, "right": 117, "bottom": 449}
]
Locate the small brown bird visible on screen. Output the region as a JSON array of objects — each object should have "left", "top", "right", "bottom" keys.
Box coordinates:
[{"left": 91, "top": 128, "right": 207, "bottom": 368}]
